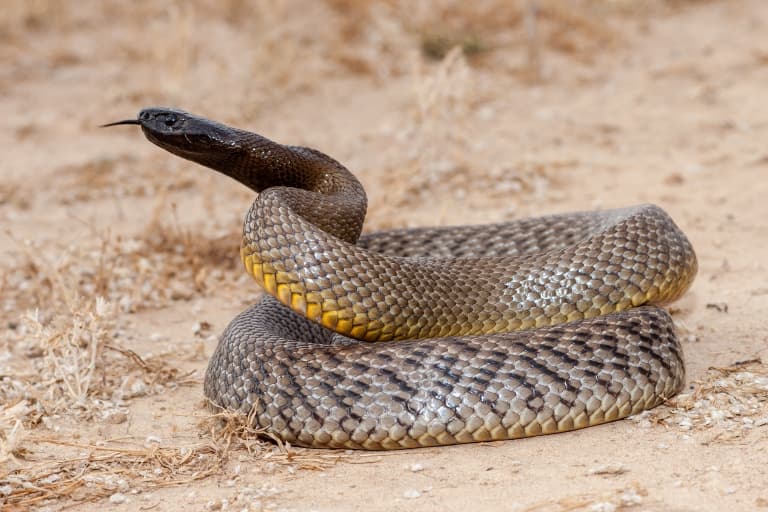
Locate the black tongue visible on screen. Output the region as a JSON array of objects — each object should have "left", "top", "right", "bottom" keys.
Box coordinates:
[{"left": 101, "top": 119, "right": 141, "bottom": 128}]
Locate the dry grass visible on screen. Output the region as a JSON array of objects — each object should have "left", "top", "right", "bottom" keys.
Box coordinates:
[
  {"left": 0, "top": 409, "right": 351, "bottom": 509},
  {"left": 0, "top": 214, "right": 242, "bottom": 508},
  {"left": 0, "top": 0, "right": 747, "bottom": 509},
  {"left": 641, "top": 359, "right": 768, "bottom": 443},
  {"left": 2, "top": 438, "right": 221, "bottom": 508},
  {"left": 0, "top": 0, "right": 651, "bottom": 114},
  {"left": 2, "top": 213, "right": 240, "bottom": 322}
]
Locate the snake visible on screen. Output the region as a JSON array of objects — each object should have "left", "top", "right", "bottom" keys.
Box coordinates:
[{"left": 105, "top": 108, "right": 697, "bottom": 450}]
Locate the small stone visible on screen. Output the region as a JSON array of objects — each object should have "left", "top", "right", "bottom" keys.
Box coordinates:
[
  {"left": 41, "top": 473, "right": 61, "bottom": 484},
  {"left": 589, "top": 502, "right": 616, "bottom": 512},
  {"left": 620, "top": 488, "right": 643, "bottom": 505},
  {"left": 403, "top": 489, "right": 421, "bottom": 499},
  {"left": 120, "top": 376, "right": 149, "bottom": 398},
  {"left": 709, "top": 409, "right": 726, "bottom": 422},
  {"left": 170, "top": 283, "right": 193, "bottom": 301},
  {"left": 664, "top": 173, "right": 685, "bottom": 185},
  {"left": 105, "top": 411, "right": 128, "bottom": 424},
  {"left": 109, "top": 493, "right": 127, "bottom": 504},
  {"left": 192, "top": 321, "right": 212, "bottom": 336},
  {"left": 206, "top": 499, "right": 223, "bottom": 510},
  {"left": 409, "top": 463, "right": 424, "bottom": 472},
  {"left": 588, "top": 463, "right": 628, "bottom": 476},
  {"left": 477, "top": 106, "right": 496, "bottom": 121}
]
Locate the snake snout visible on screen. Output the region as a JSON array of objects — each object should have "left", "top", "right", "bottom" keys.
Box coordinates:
[
  {"left": 101, "top": 107, "right": 186, "bottom": 131},
  {"left": 136, "top": 107, "right": 189, "bottom": 134}
]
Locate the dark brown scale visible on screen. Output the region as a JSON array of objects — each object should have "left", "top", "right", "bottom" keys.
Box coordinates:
[{"left": 108, "top": 108, "right": 697, "bottom": 450}]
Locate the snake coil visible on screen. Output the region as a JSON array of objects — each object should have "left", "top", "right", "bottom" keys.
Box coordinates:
[{"left": 107, "top": 108, "right": 697, "bottom": 450}]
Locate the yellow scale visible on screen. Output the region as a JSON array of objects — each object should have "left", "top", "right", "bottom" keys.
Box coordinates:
[{"left": 242, "top": 247, "right": 387, "bottom": 342}]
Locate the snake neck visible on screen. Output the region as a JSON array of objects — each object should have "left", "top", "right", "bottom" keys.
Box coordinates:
[
  {"left": 204, "top": 134, "right": 368, "bottom": 243},
  {"left": 226, "top": 136, "right": 368, "bottom": 244},
  {"left": 130, "top": 108, "right": 368, "bottom": 243}
]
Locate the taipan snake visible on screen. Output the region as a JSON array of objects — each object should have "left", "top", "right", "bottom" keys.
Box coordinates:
[{"left": 105, "top": 108, "right": 697, "bottom": 450}]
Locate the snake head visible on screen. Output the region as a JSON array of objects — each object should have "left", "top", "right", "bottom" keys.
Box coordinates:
[
  {"left": 103, "top": 107, "right": 244, "bottom": 170},
  {"left": 103, "top": 107, "right": 356, "bottom": 196}
]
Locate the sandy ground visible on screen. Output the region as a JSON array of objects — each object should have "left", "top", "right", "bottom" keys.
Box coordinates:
[{"left": 1, "top": 1, "right": 767, "bottom": 510}]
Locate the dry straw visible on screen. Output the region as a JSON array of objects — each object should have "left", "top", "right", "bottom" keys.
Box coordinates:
[{"left": 1, "top": 1, "right": 762, "bottom": 509}]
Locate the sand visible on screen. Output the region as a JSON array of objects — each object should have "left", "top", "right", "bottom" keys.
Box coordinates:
[{"left": 1, "top": 1, "right": 767, "bottom": 510}]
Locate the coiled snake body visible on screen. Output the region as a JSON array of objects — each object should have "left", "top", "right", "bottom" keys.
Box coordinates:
[{"left": 107, "top": 108, "right": 697, "bottom": 450}]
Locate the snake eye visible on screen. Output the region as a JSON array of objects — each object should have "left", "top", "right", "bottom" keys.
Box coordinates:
[{"left": 164, "top": 114, "right": 178, "bottom": 127}]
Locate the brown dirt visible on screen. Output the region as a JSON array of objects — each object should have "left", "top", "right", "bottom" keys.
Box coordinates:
[{"left": 1, "top": 1, "right": 767, "bottom": 510}]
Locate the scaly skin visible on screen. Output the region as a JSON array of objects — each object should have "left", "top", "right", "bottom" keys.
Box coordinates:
[{"left": 107, "top": 108, "right": 697, "bottom": 450}]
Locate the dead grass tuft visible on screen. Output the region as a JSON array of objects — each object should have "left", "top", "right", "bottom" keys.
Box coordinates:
[
  {"left": 1, "top": 437, "right": 222, "bottom": 508},
  {"left": 641, "top": 359, "right": 768, "bottom": 443},
  {"left": 2, "top": 215, "right": 240, "bottom": 323},
  {"left": 23, "top": 300, "right": 115, "bottom": 409},
  {"left": 0, "top": 216, "right": 241, "bottom": 506},
  {"left": 0, "top": 408, "right": 350, "bottom": 508},
  {"left": 203, "top": 408, "right": 351, "bottom": 472},
  {"left": 0, "top": 229, "right": 232, "bottom": 509}
]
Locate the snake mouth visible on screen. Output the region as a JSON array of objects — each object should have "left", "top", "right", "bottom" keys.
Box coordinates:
[
  {"left": 103, "top": 108, "right": 201, "bottom": 135},
  {"left": 103, "top": 107, "right": 242, "bottom": 165}
]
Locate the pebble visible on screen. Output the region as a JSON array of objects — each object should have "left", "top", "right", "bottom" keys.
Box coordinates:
[
  {"left": 105, "top": 410, "right": 128, "bottom": 424},
  {"left": 620, "top": 488, "right": 643, "bottom": 505},
  {"left": 403, "top": 489, "right": 421, "bottom": 499},
  {"left": 588, "top": 463, "right": 627, "bottom": 476},
  {"left": 589, "top": 502, "right": 616, "bottom": 512},
  {"left": 120, "top": 376, "right": 149, "bottom": 398},
  {"left": 206, "top": 499, "right": 224, "bottom": 510},
  {"left": 109, "top": 493, "right": 127, "bottom": 504}
]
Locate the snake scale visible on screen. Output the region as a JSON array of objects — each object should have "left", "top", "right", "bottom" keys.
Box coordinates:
[{"left": 106, "top": 108, "right": 697, "bottom": 450}]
